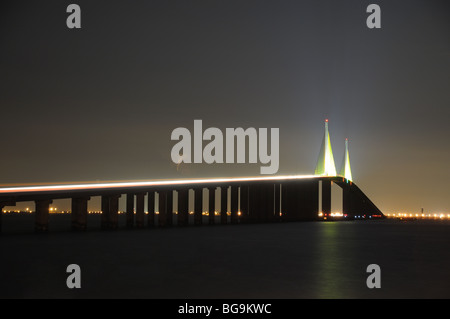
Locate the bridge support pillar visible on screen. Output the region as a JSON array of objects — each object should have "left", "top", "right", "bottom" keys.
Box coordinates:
[
  {"left": 177, "top": 188, "right": 189, "bottom": 226},
  {"left": 266, "top": 184, "right": 275, "bottom": 222},
  {"left": 71, "top": 197, "right": 90, "bottom": 231},
  {"left": 274, "top": 184, "right": 281, "bottom": 221},
  {"left": 322, "top": 179, "right": 331, "bottom": 217},
  {"left": 101, "top": 195, "right": 120, "bottom": 230},
  {"left": 126, "top": 193, "right": 134, "bottom": 228},
  {"left": 167, "top": 190, "right": 173, "bottom": 227},
  {"left": 0, "top": 201, "right": 15, "bottom": 233},
  {"left": 208, "top": 187, "right": 215, "bottom": 225},
  {"left": 194, "top": 188, "right": 202, "bottom": 226},
  {"left": 147, "top": 191, "right": 155, "bottom": 227},
  {"left": 249, "top": 183, "right": 273, "bottom": 223},
  {"left": 220, "top": 186, "right": 228, "bottom": 224},
  {"left": 157, "top": 191, "right": 167, "bottom": 227},
  {"left": 240, "top": 185, "right": 249, "bottom": 223},
  {"left": 248, "top": 184, "right": 258, "bottom": 222},
  {"left": 307, "top": 181, "right": 319, "bottom": 220},
  {"left": 342, "top": 185, "right": 353, "bottom": 218},
  {"left": 108, "top": 194, "right": 120, "bottom": 230},
  {"left": 230, "top": 186, "right": 239, "bottom": 224},
  {"left": 135, "top": 193, "right": 145, "bottom": 228},
  {"left": 282, "top": 180, "right": 319, "bottom": 221},
  {"left": 0, "top": 205, "right": 2, "bottom": 233},
  {"left": 35, "top": 199, "right": 52, "bottom": 232},
  {"left": 259, "top": 184, "right": 268, "bottom": 222}
]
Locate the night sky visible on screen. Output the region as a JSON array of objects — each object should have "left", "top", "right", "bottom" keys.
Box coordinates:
[{"left": 0, "top": 0, "right": 449, "bottom": 213}]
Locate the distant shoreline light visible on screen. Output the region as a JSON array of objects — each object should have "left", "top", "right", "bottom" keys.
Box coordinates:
[{"left": 385, "top": 213, "right": 450, "bottom": 219}]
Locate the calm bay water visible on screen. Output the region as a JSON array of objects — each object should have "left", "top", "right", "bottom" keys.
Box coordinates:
[{"left": 1, "top": 215, "right": 450, "bottom": 298}]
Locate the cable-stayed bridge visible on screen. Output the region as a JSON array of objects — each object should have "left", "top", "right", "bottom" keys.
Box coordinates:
[{"left": 0, "top": 120, "right": 383, "bottom": 232}]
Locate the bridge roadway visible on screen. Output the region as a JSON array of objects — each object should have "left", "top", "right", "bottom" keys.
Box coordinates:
[{"left": 0, "top": 175, "right": 383, "bottom": 232}]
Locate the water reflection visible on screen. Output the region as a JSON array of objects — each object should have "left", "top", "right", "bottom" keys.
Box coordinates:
[{"left": 313, "top": 222, "right": 350, "bottom": 298}]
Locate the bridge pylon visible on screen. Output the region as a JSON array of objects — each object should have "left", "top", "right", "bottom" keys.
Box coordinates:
[
  {"left": 315, "top": 119, "right": 337, "bottom": 177},
  {"left": 339, "top": 138, "right": 353, "bottom": 182}
]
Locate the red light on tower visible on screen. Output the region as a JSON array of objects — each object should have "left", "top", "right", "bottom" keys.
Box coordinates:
[{"left": 325, "top": 119, "right": 328, "bottom": 122}]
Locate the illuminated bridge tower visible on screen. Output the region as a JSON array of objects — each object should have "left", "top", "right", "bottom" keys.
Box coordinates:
[
  {"left": 315, "top": 119, "right": 336, "bottom": 217},
  {"left": 339, "top": 138, "right": 354, "bottom": 217},
  {"left": 339, "top": 138, "right": 353, "bottom": 182},
  {"left": 315, "top": 119, "right": 337, "bottom": 177}
]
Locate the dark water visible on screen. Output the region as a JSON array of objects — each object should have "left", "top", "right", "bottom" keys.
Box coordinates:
[{"left": 1, "top": 215, "right": 450, "bottom": 299}]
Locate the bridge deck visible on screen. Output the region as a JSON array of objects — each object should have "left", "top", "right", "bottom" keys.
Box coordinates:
[
  {"left": 0, "top": 175, "right": 322, "bottom": 201},
  {"left": 0, "top": 175, "right": 383, "bottom": 232}
]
